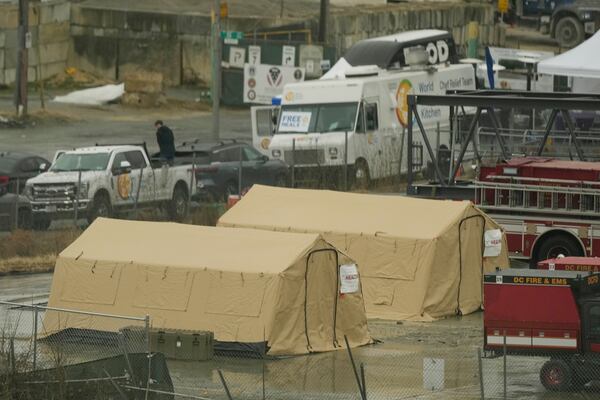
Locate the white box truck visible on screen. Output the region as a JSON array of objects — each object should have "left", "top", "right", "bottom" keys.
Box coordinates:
[{"left": 250, "top": 30, "right": 476, "bottom": 187}]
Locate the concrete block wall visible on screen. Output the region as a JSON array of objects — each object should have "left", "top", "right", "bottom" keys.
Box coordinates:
[
  {"left": 327, "top": 2, "right": 504, "bottom": 56},
  {"left": 0, "top": 0, "right": 70, "bottom": 85},
  {"left": 69, "top": 4, "right": 287, "bottom": 86}
]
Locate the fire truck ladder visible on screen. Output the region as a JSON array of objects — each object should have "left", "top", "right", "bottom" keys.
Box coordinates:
[{"left": 475, "top": 176, "right": 600, "bottom": 217}]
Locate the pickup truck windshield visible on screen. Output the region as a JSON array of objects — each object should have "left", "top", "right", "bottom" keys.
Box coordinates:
[
  {"left": 51, "top": 153, "right": 110, "bottom": 172},
  {"left": 277, "top": 102, "right": 359, "bottom": 134}
]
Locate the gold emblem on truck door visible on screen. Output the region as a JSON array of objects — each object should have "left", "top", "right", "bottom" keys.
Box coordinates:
[{"left": 117, "top": 173, "right": 132, "bottom": 199}]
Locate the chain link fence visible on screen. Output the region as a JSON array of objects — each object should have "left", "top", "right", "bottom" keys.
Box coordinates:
[{"left": 2, "top": 301, "right": 600, "bottom": 399}]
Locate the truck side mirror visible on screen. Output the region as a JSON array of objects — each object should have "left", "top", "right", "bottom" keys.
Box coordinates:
[{"left": 39, "top": 163, "right": 49, "bottom": 172}]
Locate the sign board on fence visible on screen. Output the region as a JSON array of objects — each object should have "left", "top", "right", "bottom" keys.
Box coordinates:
[
  {"left": 243, "top": 63, "right": 305, "bottom": 104},
  {"left": 229, "top": 47, "right": 246, "bottom": 69},
  {"left": 282, "top": 45, "right": 296, "bottom": 67},
  {"left": 299, "top": 44, "right": 324, "bottom": 78},
  {"left": 423, "top": 358, "right": 445, "bottom": 391},
  {"left": 248, "top": 45, "right": 261, "bottom": 66}
]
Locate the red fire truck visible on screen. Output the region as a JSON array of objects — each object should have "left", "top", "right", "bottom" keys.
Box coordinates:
[
  {"left": 484, "top": 268, "right": 600, "bottom": 391},
  {"left": 475, "top": 157, "right": 600, "bottom": 266}
]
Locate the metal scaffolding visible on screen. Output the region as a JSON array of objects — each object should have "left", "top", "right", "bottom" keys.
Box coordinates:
[{"left": 406, "top": 90, "right": 600, "bottom": 195}]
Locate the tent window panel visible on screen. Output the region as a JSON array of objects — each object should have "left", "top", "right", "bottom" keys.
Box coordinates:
[
  {"left": 133, "top": 267, "right": 194, "bottom": 311},
  {"left": 60, "top": 262, "right": 122, "bottom": 305},
  {"left": 206, "top": 272, "right": 267, "bottom": 317}
]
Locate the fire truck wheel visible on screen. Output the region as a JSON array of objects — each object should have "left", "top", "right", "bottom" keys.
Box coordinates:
[
  {"left": 540, "top": 359, "right": 572, "bottom": 391},
  {"left": 534, "top": 235, "right": 583, "bottom": 265}
]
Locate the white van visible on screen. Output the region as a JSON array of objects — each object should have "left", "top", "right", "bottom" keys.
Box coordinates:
[{"left": 254, "top": 63, "right": 475, "bottom": 185}]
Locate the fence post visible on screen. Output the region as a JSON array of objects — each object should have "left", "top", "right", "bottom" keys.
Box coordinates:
[
  {"left": 238, "top": 146, "right": 243, "bottom": 196},
  {"left": 477, "top": 348, "right": 484, "bottom": 400},
  {"left": 144, "top": 314, "right": 150, "bottom": 355},
  {"left": 13, "top": 178, "right": 20, "bottom": 230},
  {"left": 189, "top": 146, "right": 196, "bottom": 212},
  {"left": 360, "top": 362, "right": 367, "bottom": 400},
  {"left": 503, "top": 331, "right": 507, "bottom": 400},
  {"left": 74, "top": 169, "right": 82, "bottom": 225},
  {"left": 134, "top": 165, "right": 144, "bottom": 220},
  {"left": 344, "top": 131, "right": 348, "bottom": 191},
  {"left": 33, "top": 305, "right": 38, "bottom": 371},
  {"left": 218, "top": 370, "right": 234, "bottom": 400},
  {"left": 291, "top": 138, "right": 296, "bottom": 188},
  {"left": 344, "top": 335, "right": 365, "bottom": 400}
]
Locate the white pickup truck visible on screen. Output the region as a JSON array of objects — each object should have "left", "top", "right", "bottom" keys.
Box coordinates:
[{"left": 24, "top": 145, "right": 195, "bottom": 228}]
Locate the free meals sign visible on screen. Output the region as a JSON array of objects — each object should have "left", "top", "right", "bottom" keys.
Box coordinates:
[
  {"left": 244, "top": 63, "right": 305, "bottom": 104},
  {"left": 279, "top": 111, "right": 312, "bottom": 132}
]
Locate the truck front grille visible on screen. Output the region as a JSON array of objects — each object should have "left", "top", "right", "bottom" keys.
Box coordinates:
[
  {"left": 284, "top": 149, "right": 325, "bottom": 166},
  {"left": 33, "top": 183, "right": 76, "bottom": 201}
]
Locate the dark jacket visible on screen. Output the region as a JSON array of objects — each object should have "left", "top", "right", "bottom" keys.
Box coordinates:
[{"left": 156, "top": 125, "right": 175, "bottom": 159}]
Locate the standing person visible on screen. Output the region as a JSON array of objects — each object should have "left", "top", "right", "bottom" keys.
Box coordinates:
[{"left": 155, "top": 120, "right": 175, "bottom": 165}]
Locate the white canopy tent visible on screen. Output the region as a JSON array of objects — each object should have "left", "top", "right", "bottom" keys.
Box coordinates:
[{"left": 537, "top": 31, "right": 600, "bottom": 94}]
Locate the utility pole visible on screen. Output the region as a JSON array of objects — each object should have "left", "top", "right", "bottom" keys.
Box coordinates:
[
  {"left": 15, "top": 0, "right": 29, "bottom": 117},
  {"left": 318, "top": 0, "right": 329, "bottom": 43},
  {"left": 211, "top": 0, "right": 221, "bottom": 140}
]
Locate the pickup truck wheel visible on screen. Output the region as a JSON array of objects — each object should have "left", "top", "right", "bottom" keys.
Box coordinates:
[
  {"left": 555, "top": 16, "right": 584, "bottom": 48},
  {"left": 168, "top": 185, "right": 189, "bottom": 222},
  {"left": 88, "top": 193, "right": 112, "bottom": 224},
  {"left": 540, "top": 359, "right": 572, "bottom": 391},
  {"left": 32, "top": 216, "right": 51, "bottom": 231}
]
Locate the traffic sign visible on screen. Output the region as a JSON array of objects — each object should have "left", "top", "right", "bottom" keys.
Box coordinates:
[{"left": 221, "top": 31, "right": 244, "bottom": 40}]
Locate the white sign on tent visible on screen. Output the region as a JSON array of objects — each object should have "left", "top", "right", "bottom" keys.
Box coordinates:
[{"left": 340, "top": 264, "right": 360, "bottom": 294}]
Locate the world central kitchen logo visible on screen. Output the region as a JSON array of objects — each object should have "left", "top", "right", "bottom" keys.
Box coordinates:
[
  {"left": 395, "top": 79, "right": 412, "bottom": 127},
  {"left": 267, "top": 67, "right": 283, "bottom": 87}
]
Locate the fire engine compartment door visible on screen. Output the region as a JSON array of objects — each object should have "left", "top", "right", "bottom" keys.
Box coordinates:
[{"left": 583, "top": 302, "right": 600, "bottom": 353}]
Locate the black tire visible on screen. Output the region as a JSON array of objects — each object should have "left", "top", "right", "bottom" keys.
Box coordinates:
[
  {"left": 352, "top": 160, "right": 370, "bottom": 191},
  {"left": 555, "top": 16, "right": 584, "bottom": 48},
  {"left": 87, "top": 192, "right": 112, "bottom": 224},
  {"left": 32, "top": 215, "right": 51, "bottom": 231},
  {"left": 17, "top": 208, "right": 32, "bottom": 230},
  {"left": 533, "top": 234, "right": 583, "bottom": 266},
  {"left": 168, "top": 184, "right": 189, "bottom": 222},
  {"left": 540, "top": 359, "right": 572, "bottom": 391},
  {"left": 224, "top": 180, "right": 238, "bottom": 202}
]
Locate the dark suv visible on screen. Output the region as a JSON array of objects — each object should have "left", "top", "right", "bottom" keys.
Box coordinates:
[{"left": 172, "top": 140, "right": 289, "bottom": 201}]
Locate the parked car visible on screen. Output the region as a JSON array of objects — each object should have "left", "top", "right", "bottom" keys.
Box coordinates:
[
  {"left": 0, "top": 151, "right": 50, "bottom": 194},
  {"left": 169, "top": 140, "right": 289, "bottom": 201}
]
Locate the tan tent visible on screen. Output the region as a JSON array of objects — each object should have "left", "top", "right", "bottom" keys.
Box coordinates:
[
  {"left": 218, "top": 185, "right": 510, "bottom": 321},
  {"left": 45, "top": 218, "right": 371, "bottom": 356}
]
